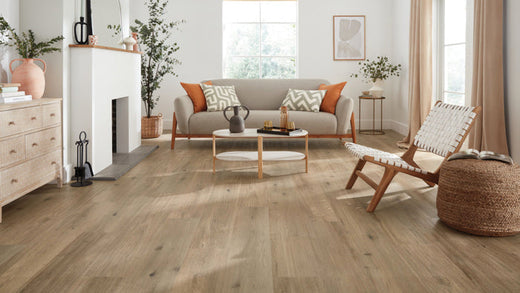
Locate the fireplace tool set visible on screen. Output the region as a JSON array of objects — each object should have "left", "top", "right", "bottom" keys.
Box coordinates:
[{"left": 72, "top": 131, "right": 94, "bottom": 187}]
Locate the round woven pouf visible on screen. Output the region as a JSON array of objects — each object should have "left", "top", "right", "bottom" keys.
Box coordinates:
[{"left": 437, "top": 159, "right": 520, "bottom": 236}]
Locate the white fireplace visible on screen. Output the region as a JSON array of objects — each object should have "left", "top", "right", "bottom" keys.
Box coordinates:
[{"left": 70, "top": 46, "right": 141, "bottom": 174}]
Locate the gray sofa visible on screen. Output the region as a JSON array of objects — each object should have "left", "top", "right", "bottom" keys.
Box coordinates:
[{"left": 171, "top": 79, "right": 356, "bottom": 149}]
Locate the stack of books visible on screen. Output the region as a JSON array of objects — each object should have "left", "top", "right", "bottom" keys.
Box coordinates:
[{"left": 0, "top": 83, "right": 32, "bottom": 104}]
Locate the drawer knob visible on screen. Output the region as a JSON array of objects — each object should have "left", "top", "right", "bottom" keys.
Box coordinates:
[
  {"left": 50, "top": 113, "right": 56, "bottom": 117},
  {"left": 9, "top": 149, "right": 16, "bottom": 154},
  {"left": 51, "top": 161, "right": 57, "bottom": 165},
  {"left": 8, "top": 121, "right": 15, "bottom": 126},
  {"left": 32, "top": 143, "right": 38, "bottom": 147},
  {"left": 31, "top": 117, "right": 37, "bottom": 121},
  {"left": 50, "top": 137, "right": 56, "bottom": 141},
  {"left": 11, "top": 179, "right": 18, "bottom": 184}
]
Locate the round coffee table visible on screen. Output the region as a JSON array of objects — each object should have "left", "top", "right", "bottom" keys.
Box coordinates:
[{"left": 212, "top": 128, "right": 309, "bottom": 179}]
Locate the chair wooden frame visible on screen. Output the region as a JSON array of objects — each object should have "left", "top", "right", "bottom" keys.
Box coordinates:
[
  {"left": 346, "top": 102, "right": 481, "bottom": 212},
  {"left": 171, "top": 112, "right": 357, "bottom": 150}
]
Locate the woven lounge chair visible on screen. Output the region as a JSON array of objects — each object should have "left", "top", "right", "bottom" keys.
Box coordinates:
[{"left": 345, "top": 101, "right": 481, "bottom": 212}]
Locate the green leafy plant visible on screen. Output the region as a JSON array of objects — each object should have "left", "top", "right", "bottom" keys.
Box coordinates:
[
  {"left": 127, "top": 0, "right": 184, "bottom": 118},
  {"left": 0, "top": 16, "right": 64, "bottom": 59},
  {"left": 351, "top": 56, "right": 402, "bottom": 83}
]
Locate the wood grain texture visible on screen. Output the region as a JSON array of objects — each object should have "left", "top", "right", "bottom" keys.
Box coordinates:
[{"left": 0, "top": 130, "right": 519, "bottom": 292}]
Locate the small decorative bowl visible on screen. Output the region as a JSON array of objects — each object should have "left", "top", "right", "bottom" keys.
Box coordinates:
[{"left": 362, "top": 91, "right": 370, "bottom": 96}]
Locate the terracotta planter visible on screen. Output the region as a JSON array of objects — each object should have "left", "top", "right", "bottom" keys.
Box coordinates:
[
  {"left": 141, "top": 114, "right": 163, "bottom": 139},
  {"left": 10, "top": 58, "right": 46, "bottom": 99}
]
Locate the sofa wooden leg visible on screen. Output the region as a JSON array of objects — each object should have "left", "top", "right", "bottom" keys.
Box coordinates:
[
  {"left": 350, "top": 112, "right": 357, "bottom": 143},
  {"left": 171, "top": 112, "right": 177, "bottom": 150},
  {"left": 346, "top": 159, "right": 366, "bottom": 189}
]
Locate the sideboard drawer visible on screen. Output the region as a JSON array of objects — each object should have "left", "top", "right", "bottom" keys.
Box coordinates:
[
  {"left": 0, "top": 150, "right": 61, "bottom": 201},
  {"left": 42, "top": 103, "right": 61, "bottom": 127},
  {"left": 0, "top": 107, "right": 42, "bottom": 138},
  {"left": 0, "top": 136, "right": 26, "bottom": 168},
  {"left": 25, "top": 127, "right": 61, "bottom": 159}
]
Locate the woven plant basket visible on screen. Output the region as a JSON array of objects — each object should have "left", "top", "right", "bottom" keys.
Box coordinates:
[
  {"left": 437, "top": 159, "right": 520, "bottom": 236},
  {"left": 141, "top": 114, "right": 163, "bottom": 139}
]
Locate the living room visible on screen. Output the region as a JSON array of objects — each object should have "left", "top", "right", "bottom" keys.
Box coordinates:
[{"left": 0, "top": 0, "right": 519, "bottom": 292}]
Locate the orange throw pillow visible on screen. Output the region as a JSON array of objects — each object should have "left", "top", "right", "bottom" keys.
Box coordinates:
[
  {"left": 319, "top": 82, "right": 347, "bottom": 114},
  {"left": 180, "top": 81, "right": 212, "bottom": 113}
]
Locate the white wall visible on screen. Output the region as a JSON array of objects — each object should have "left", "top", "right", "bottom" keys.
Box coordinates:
[
  {"left": 130, "top": 0, "right": 223, "bottom": 127},
  {"left": 390, "top": 0, "right": 411, "bottom": 135},
  {"left": 299, "top": 0, "right": 403, "bottom": 132},
  {"left": 0, "top": 0, "right": 20, "bottom": 83},
  {"left": 504, "top": 0, "right": 520, "bottom": 160}
]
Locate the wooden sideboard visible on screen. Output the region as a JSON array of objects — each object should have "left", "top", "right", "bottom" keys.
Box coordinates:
[{"left": 0, "top": 98, "right": 62, "bottom": 223}]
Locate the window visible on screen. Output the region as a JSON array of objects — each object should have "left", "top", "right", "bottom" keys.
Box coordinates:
[
  {"left": 222, "top": 1, "right": 297, "bottom": 79},
  {"left": 435, "top": 0, "right": 473, "bottom": 106}
]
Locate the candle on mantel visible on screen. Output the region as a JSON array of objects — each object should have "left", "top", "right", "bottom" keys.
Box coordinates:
[{"left": 81, "top": 0, "right": 85, "bottom": 17}]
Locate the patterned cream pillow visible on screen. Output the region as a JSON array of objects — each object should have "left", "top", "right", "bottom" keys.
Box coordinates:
[
  {"left": 201, "top": 84, "right": 241, "bottom": 111},
  {"left": 281, "top": 89, "right": 327, "bottom": 112}
]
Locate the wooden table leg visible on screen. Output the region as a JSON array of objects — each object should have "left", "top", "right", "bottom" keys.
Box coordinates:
[
  {"left": 305, "top": 134, "right": 309, "bottom": 173},
  {"left": 212, "top": 135, "right": 216, "bottom": 174},
  {"left": 258, "top": 136, "right": 263, "bottom": 179}
]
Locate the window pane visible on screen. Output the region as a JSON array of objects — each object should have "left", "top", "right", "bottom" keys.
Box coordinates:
[
  {"left": 261, "top": 57, "right": 296, "bottom": 79},
  {"left": 223, "top": 24, "right": 260, "bottom": 56},
  {"left": 260, "top": 2, "right": 297, "bottom": 23},
  {"left": 261, "top": 24, "right": 296, "bottom": 56},
  {"left": 444, "top": 92, "right": 465, "bottom": 106},
  {"left": 444, "top": 0, "right": 466, "bottom": 45},
  {"left": 224, "top": 57, "right": 260, "bottom": 79},
  {"left": 444, "top": 44, "right": 465, "bottom": 93},
  {"left": 223, "top": 1, "right": 260, "bottom": 23}
]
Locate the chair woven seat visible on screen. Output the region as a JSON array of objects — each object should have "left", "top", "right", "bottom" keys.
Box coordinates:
[
  {"left": 343, "top": 101, "right": 481, "bottom": 212},
  {"left": 345, "top": 143, "right": 428, "bottom": 175}
]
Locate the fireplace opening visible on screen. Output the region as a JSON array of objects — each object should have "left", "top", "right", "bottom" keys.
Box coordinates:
[{"left": 112, "top": 100, "right": 117, "bottom": 153}]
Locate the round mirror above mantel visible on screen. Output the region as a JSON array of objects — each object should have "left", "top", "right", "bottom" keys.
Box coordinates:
[{"left": 75, "top": 0, "right": 130, "bottom": 48}]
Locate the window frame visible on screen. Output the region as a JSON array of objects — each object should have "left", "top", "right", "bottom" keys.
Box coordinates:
[
  {"left": 434, "top": 0, "right": 474, "bottom": 106},
  {"left": 222, "top": 1, "right": 298, "bottom": 79}
]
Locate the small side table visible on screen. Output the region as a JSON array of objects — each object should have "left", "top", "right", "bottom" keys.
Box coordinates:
[{"left": 358, "top": 95, "right": 385, "bottom": 135}]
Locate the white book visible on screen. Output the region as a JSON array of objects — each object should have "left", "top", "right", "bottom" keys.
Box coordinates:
[
  {"left": 0, "top": 95, "right": 33, "bottom": 104},
  {"left": 0, "top": 91, "right": 25, "bottom": 98}
]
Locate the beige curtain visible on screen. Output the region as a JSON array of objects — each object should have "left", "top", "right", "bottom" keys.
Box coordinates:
[
  {"left": 398, "top": 0, "right": 433, "bottom": 149},
  {"left": 469, "top": 0, "right": 509, "bottom": 155}
]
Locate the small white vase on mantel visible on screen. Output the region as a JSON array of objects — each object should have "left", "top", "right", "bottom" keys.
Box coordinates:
[
  {"left": 369, "top": 78, "right": 384, "bottom": 98},
  {"left": 123, "top": 36, "right": 137, "bottom": 50}
]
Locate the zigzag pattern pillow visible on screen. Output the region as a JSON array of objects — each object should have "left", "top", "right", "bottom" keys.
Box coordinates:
[
  {"left": 201, "top": 84, "right": 241, "bottom": 111},
  {"left": 281, "top": 89, "right": 327, "bottom": 112}
]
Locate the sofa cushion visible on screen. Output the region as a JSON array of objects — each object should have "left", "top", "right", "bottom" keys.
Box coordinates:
[
  {"left": 281, "top": 89, "right": 327, "bottom": 112},
  {"left": 181, "top": 81, "right": 212, "bottom": 113},
  {"left": 201, "top": 84, "right": 241, "bottom": 111},
  {"left": 189, "top": 110, "right": 337, "bottom": 135},
  {"left": 319, "top": 82, "right": 347, "bottom": 114},
  {"left": 206, "top": 79, "right": 329, "bottom": 110}
]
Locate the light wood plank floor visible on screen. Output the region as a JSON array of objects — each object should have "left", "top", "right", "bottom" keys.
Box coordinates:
[{"left": 0, "top": 131, "right": 519, "bottom": 292}]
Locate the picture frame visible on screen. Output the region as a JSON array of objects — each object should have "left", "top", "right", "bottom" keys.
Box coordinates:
[{"left": 333, "top": 15, "right": 366, "bottom": 61}]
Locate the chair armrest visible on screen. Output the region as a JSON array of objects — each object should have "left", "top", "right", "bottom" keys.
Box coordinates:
[
  {"left": 174, "top": 95, "right": 194, "bottom": 134},
  {"left": 335, "top": 95, "right": 354, "bottom": 135}
]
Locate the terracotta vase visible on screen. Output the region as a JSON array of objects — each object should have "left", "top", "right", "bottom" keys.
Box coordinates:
[{"left": 9, "top": 58, "right": 46, "bottom": 99}]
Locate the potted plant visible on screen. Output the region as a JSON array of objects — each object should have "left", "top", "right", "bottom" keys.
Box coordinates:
[
  {"left": 0, "top": 17, "right": 64, "bottom": 99},
  {"left": 351, "top": 56, "right": 401, "bottom": 98},
  {"left": 130, "top": 0, "right": 183, "bottom": 138}
]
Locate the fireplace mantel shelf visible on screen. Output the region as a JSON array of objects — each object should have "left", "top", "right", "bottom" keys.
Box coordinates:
[{"left": 69, "top": 44, "right": 142, "bottom": 55}]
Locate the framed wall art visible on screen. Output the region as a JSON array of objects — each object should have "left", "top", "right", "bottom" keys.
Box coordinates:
[{"left": 333, "top": 15, "right": 366, "bottom": 61}]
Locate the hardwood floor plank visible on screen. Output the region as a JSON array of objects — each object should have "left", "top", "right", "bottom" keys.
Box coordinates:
[{"left": 0, "top": 131, "right": 518, "bottom": 292}]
